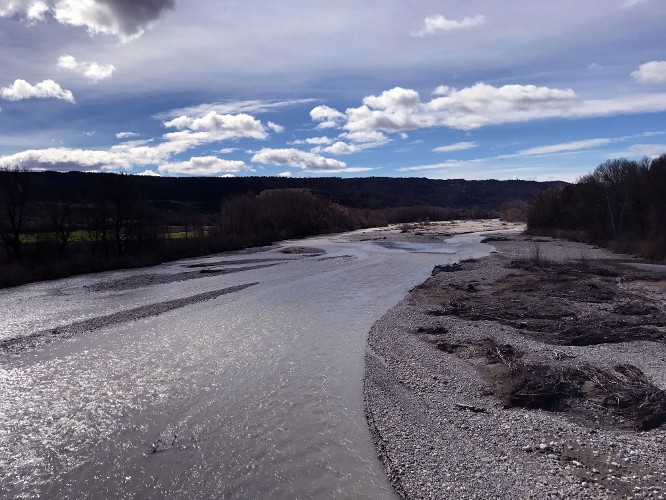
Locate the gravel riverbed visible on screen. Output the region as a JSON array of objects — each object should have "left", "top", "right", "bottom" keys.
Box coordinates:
[{"left": 364, "top": 233, "right": 666, "bottom": 499}]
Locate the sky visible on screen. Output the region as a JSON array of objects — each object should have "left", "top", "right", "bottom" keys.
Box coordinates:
[{"left": 0, "top": 0, "right": 665, "bottom": 182}]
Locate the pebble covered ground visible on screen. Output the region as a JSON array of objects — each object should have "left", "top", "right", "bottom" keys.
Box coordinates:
[{"left": 365, "top": 233, "right": 666, "bottom": 499}]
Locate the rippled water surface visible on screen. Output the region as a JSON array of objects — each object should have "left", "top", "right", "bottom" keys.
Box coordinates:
[{"left": 0, "top": 222, "right": 507, "bottom": 498}]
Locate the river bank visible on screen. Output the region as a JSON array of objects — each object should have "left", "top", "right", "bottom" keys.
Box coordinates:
[{"left": 365, "top": 232, "right": 666, "bottom": 499}]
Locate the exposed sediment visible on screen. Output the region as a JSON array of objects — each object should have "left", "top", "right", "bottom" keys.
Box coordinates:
[
  {"left": 87, "top": 263, "right": 280, "bottom": 292},
  {"left": 1, "top": 283, "right": 257, "bottom": 354},
  {"left": 364, "top": 234, "right": 666, "bottom": 499}
]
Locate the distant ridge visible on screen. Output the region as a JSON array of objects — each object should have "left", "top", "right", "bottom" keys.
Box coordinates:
[{"left": 24, "top": 171, "right": 565, "bottom": 214}]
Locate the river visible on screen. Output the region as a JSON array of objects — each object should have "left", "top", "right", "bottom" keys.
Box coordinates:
[{"left": 0, "top": 221, "right": 511, "bottom": 499}]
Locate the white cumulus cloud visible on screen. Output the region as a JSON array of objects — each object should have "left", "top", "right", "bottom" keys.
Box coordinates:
[
  {"left": 342, "top": 87, "right": 432, "bottom": 134},
  {"left": 57, "top": 54, "right": 115, "bottom": 82},
  {"left": 251, "top": 148, "right": 347, "bottom": 171},
  {"left": 0, "top": 78, "right": 74, "bottom": 102},
  {"left": 0, "top": 147, "right": 124, "bottom": 170},
  {"left": 632, "top": 61, "right": 666, "bottom": 84},
  {"left": 322, "top": 141, "right": 358, "bottom": 155},
  {"left": 164, "top": 111, "right": 266, "bottom": 137},
  {"left": 339, "top": 130, "right": 391, "bottom": 147},
  {"left": 0, "top": 137, "right": 202, "bottom": 172},
  {"left": 310, "top": 104, "right": 346, "bottom": 129},
  {"left": 426, "top": 83, "right": 580, "bottom": 129},
  {"left": 158, "top": 156, "right": 247, "bottom": 176},
  {"left": 0, "top": 109, "right": 272, "bottom": 173},
  {"left": 162, "top": 111, "right": 268, "bottom": 149},
  {"left": 412, "top": 14, "right": 486, "bottom": 37},
  {"left": 336, "top": 83, "right": 666, "bottom": 137}
]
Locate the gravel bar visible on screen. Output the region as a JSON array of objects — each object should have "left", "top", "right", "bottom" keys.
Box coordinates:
[
  {"left": 87, "top": 263, "right": 279, "bottom": 292},
  {"left": 1, "top": 282, "right": 257, "bottom": 354},
  {"left": 364, "top": 234, "right": 666, "bottom": 499}
]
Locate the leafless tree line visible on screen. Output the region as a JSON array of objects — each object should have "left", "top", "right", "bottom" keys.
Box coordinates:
[
  {"left": 0, "top": 168, "right": 499, "bottom": 287},
  {"left": 527, "top": 154, "right": 666, "bottom": 257}
]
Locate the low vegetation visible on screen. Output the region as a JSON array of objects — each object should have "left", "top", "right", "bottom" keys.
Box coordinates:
[
  {"left": 432, "top": 335, "right": 666, "bottom": 431},
  {"left": 415, "top": 255, "right": 666, "bottom": 431},
  {"left": 0, "top": 169, "right": 504, "bottom": 288},
  {"left": 429, "top": 260, "right": 666, "bottom": 346}
]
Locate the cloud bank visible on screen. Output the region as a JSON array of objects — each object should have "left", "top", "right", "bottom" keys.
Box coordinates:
[
  {"left": 312, "top": 83, "right": 666, "bottom": 148},
  {"left": 158, "top": 156, "right": 247, "bottom": 176},
  {"left": 0, "top": 111, "right": 271, "bottom": 171},
  {"left": 0, "top": 79, "right": 74, "bottom": 102},
  {"left": 162, "top": 111, "right": 269, "bottom": 148},
  {"left": 0, "top": 0, "right": 175, "bottom": 41},
  {"left": 251, "top": 148, "right": 349, "bottom": 172}
]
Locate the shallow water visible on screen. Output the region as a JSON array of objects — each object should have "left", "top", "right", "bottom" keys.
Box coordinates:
[{"left": 0, "top": 223, "right": 506, "bottom": 498}]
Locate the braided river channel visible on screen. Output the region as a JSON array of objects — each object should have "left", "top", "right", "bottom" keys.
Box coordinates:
[{"left": 0, "top": 221, "right": 512, "bottom": 499}]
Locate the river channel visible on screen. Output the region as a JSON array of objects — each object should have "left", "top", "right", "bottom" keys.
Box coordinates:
[{"left": 0, "top": 221, "right": 511, "bottom": 499}]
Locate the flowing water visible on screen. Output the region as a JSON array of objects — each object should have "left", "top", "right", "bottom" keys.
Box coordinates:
[{"left": 0, "top": 222, "right": 511, "bottom": 499}]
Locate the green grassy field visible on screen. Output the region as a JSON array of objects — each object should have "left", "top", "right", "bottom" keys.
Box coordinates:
[{"left": 20, "top": 229, "right": 210, "bottom": 244}]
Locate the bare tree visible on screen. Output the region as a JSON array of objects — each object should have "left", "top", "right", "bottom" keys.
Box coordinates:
[
  {"left": 0, "top": 166, "right": 31, "bottom": 260},
  {"left": 85, "top": 198, "right": 109, "bottom": 256},
  {"left": 45, "top": 200, "right": 76, "bottom": 257},
  {"left": 104, "top": 172, "right": 139, "bottom": 256}
]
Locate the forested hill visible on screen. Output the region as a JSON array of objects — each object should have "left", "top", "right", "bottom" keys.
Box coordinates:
[{"left": 24, "top": 172, "right": 565, "bottom": 213}]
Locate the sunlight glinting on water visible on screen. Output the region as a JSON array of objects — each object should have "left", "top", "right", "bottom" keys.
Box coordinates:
[{"left": 0, "top": 222, "right": 511, "bottom": 498}]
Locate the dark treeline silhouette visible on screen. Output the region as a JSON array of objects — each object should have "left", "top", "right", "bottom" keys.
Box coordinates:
[
  {"left": 0, "top": 169, "right": 552, "bottom": 287},
  {"left": 527, "top": 154, "right": 666, "bottom": 258},
  {"left": 19, "top": 171, "right": 563, "bottom": 212}
]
